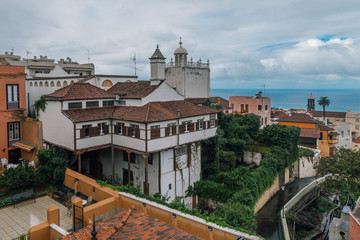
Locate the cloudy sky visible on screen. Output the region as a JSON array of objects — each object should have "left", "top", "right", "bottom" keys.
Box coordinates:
[{"left": 1, "top": 0, "right": 360, "bottom": 89}]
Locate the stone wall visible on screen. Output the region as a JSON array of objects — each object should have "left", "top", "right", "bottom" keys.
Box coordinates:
[{"left": 243, "top": 151, "right": 262, "bottom": 166}]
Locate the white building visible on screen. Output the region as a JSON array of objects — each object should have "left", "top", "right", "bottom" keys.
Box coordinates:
[
  {"left": 165, "top": 39, "right": 210, "bottom": 99},
  {"left": 39, "top": 45, "right": 219, "bottom": 207},
  {"left": 334, "top": 124, "right": 352, "bottom": 149}
]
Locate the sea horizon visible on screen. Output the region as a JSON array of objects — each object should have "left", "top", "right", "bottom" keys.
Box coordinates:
[{"left": 210, "top": 88, "right": 360, "bottom": 112}]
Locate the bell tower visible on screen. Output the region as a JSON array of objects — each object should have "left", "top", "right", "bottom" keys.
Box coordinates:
[
  {"left": 307, "top": 93, "right": 315, "bottom": 112},
  {"left": 149, "top": 44, "right": 166, "bottom": 85}
]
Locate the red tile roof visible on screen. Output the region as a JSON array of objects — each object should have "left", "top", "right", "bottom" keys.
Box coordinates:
[
  {"left": 300, "top": 128, "right": 321, "bottom": 138},
  {"left": 186, "top": 97, "right": 232, "bottom": 110},
  {"left": 311, "top": 110, "right": 346, "bottom": 119},
  {"left": 278, "top": 113, "right": 317, "bottom": 124},
  {"left": 63, "top": 100, "right": 220, "bottom": 123},
  {"left": 46, "top": 82, "right": 115, "bottom": 100},
  {"left": 60, "top": 208, "right": 200, "bottom": 240},
  {"left": 107, "top": 81, "right": 162, "bottom": 99}
]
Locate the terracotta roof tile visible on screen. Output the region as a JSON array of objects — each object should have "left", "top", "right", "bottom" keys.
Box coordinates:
[
  {"left": 60, "top": 208, "right": 200, "bottom": 240},
  {"left": 46, "top": 82, "right": 115, "bottom": 100},
  {"left": 278, "top": 113, "right": 320, "bottom": 124},
  {"left": 300, "top": 128, "right": 321, "bottom": 138},
  {"left": 63, "top": 100, "right": 220, "bottom": 123},
  {"left": 311, "top": 110, "right": 346, "bottom": 119},
  {"left": 107, "top": 81, "right": 162, "bottom": 99}
]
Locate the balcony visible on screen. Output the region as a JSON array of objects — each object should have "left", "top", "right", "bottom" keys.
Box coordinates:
[{"left": 7, "top": 101, "right": 19, "bottom": 110}]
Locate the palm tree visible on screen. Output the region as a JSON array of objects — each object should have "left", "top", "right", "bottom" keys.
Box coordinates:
[{"left": 318, "top": 97, "right": 330, "bottom": 121}]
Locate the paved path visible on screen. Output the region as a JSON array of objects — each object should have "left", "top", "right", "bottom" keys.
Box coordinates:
[{"left": 0, "top": 196, "right": 72, "bottom": 240}]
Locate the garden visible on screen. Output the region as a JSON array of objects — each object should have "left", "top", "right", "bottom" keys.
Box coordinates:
[{"left": 0, "top": 147, "right": 68, "bottom": 208}]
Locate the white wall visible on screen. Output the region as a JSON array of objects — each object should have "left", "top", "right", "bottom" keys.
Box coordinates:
[
  {"left": 298, "top": 147, "right": 321, "bottom": 178},
  {"left": 335, "top": 124, "right": 351, "bottom": 149},
  {"left": 142, "top": 82, "right": 184, "bottom": 104},
  {"left": 39, "top": 101, "right": 75, "bottom": 150}
]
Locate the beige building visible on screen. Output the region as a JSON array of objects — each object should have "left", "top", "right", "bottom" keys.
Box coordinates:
[
  {"left": 346, "top": 110, "right": 360, "bottom": 139},
  {"left": 0, "top": 51, "right": 94, "bottom": 77}
]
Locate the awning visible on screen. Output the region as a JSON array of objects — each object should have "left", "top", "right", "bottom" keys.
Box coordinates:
[{"left": 12, "top": 142, "right": 35, "bottom": 152}]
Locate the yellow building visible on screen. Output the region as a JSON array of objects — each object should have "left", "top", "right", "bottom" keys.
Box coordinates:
[{"left": 278, "top": 113, "right": 338, "bottom": 157}]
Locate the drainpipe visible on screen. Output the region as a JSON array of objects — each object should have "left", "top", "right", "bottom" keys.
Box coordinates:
[{"left": 111, "top": 117, "right": 114, "bottom": 185}]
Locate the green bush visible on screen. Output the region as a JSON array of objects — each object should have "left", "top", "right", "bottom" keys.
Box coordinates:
[
  {"left": 0, "top": 161, "right": 40, "bottom": 190},
  {"left": 37, "top": 147, "right": 68, "bottom": 187},
  {"left": 298, "top": 148, "right": 315, "bottom": 158},
  {"left": 220, "top": 151, "right": 236, "bottom": 172}
]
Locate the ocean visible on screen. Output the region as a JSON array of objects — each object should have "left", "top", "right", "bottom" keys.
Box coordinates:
[{"left": 210, "top": 89, "right": 360, "bottom": 112}]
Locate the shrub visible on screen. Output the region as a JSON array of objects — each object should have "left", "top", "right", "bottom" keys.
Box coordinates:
[{"left": 0, "top": 161, "right": 40, "bottom": 190}]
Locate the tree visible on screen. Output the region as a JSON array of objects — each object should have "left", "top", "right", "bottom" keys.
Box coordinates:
[
  {"left": 37, "top": 147, "right": 68, "bottom": 187},
  {"left": 314, "top": 148, "right": 360, "bottom": 193},
  {"left": 318, "top": 96, "right": 330, "bottom": 120}
]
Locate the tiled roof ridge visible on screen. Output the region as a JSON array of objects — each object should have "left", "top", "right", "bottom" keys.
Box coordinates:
[
  {"left": 105, "top": 208, "right": 134, "bottom": 239},
  {"left": 145, "top": 103, "right": 151, "bottom": 122},
  {"left": 77, "top": 75, "right": 95, "bottom": 83}
]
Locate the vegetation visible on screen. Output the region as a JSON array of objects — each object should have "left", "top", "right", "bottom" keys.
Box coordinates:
[
  {"left": 318, "top": 96, "right": 330, "bottom": 120},
  {"left": 315, "top": 148, "right": 360, "bottom": 193},
  {"left": 187, "top": 113, "right": 301, "bottom": 232},
  {"left": 0, "top": 161, "right": 40, "bottom": 190},
  {"left": 298, "top": 147, "right": 315, "bottom": 158},
  {"left": 37, "top": 147, "right": 68, "bottom": 187}
]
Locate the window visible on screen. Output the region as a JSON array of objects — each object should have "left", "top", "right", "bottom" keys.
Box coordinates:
[
  {"left": 175, "top": 145, "right": 187, "bottom": 156},
  {"left": 118, "top": 100, "right": 126, "bottom": 106},
  {"left": 150, "top": 125, "right": 160, "bottom": 139},
  {"left": 117, "top": 123, "right": 124, "bottom": 135},
  {"left": 320, "top": 132, "right": 323, "bottom": 140},
  {"left": 356, "top": 126, "right": 359, "bottom": 130},
  {"left": 123, "top": 151, "right": 136, "bottom": 163},
  {"left": 7, "top": 122, "right": 20, "bottom": 147},
  {"left": 245, "top": 104, "right": 249, "bottom": 112},
  {"left": 357, "top": 118, "right": 359, "bottom": 123},
  {"left": 198, "top": 119, "right": 203, "bottom": 130},
  {"left": 265, "top": 117, "right": 268, "bottom": 125},
  {"left": 210, "top": 114, "right": 216, "bottom": 127},
  {"left": 169, "top": 184, "right": 172, "bottom": 190},
  {"left": 258, "top": 105, "right": 262, "bottom": 111},
  {"left": 241, "top": 104, "right": 244, "bottom": 112},
  {"left": 230, "top": 103, "right": 234, "bottom": 109},
  {"left": 130, "top": 124, "right": 139, "bottom": 137},
  {"left": 86, "top": 101, "right": 99, "bottom": 108},
  {"left": 68, "top": 102, "right": 82, "bottom": 109},
  {"left": 341, "top": 131, "right": 344, "bottom": 137},
  {"left": 265, "top": 105, "right": 268, "bottom": 110},
  {"left": 148, "top": 153, "right": 153, "bottom": 165},
  {"left": 6, "top": 84, "right": 19, "bottom": 109},
  {"left": 98, "top": 123, "right": 106, "bottom": 135},
  {"left": 183, "top": 121, "right": 191, "bottom": 132},
  {"left": 261, "top": 118, "right": 263, "bottom": 125},
  {"left": 82, "top": 124, "right": 91, "bottom": 138},
  {"left": 103, "top": 100, "right": 114, "bottom": 107},
  {"left": 168, "top": 123, "right": 176, "bottom": 136}
]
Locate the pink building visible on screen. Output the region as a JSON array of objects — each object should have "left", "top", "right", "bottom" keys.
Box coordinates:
[{"left": 229, "top": 92, "right": 271, "bottom": 128}]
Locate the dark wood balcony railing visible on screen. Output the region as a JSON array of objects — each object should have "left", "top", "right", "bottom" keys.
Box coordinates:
[{"left": 7, "top": 101, "right": 19, "bottom": 110}]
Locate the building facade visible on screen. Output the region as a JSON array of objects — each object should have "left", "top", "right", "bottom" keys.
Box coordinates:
[
  {"left": 229, "top": 92, "right": 271, "bottom": 128},
  {"left": 0, "top": 66, "right": 40, "bottom": 167}
]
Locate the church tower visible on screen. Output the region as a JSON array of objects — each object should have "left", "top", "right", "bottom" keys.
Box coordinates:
[
  {"left": 307, "top": 94, "right": 315, "bottom": 112},
  {"left": 149, "top": 44, "right": 166, "bottom": 85},
  {"left": 165, "top": 38, "right": 210, "bottom": 99}
]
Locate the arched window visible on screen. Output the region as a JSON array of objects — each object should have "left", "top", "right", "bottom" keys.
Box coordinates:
[
  {"left": 70, "top": 80, "right": 75, "bottom": 84},
  {"left": 45, "top": 81, "right": 49, "bottom": 87},
  {"left": 56, "top": 81, "right": 61, "bottom": 87},
  {"left": 39, "top": 82, "right": 43, "bottom": 87},
  {"left": 34, "top": 82, "right": 38, "bottom": 87},
  {"left": 102, "top": 80, "right": 113, "bottom": 87},
  {"left": 50, "top": 81, "right": 55, "bottom": 87},
  {"left": 63, "top": 81, "right": 68, "bottom": 87},
  {"left": 30, "top": 82, "right": 33, "bottom": 87},
  {"left": 125, "top": 80, "right": 132, "bottom": 83}
]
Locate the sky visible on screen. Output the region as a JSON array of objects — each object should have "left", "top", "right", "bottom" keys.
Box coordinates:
[{"left": 1, "top": 0, "right": 360, "bottom": 89}]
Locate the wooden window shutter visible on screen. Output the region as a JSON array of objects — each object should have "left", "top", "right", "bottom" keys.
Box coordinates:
[
  {"left": 165, "top": 127, "right": 170, "bottom": 136},
  {"left": 190, "top": 123, "right": 194, "bottom": 132},
  {"left": 114, "top": 125, "right": 119, "bottom": 134},
  {"left": 135, "top": 128, "right": 140, "bottom": 138},
  {"left": 80, "top": 129, "right": 85, "bottom": 138},
  {"left": 203, "top": 121, "right": 207, "bottom": 129},
  {"left": 196, "top": 122, "right": 199, "bottom": 131},
  {"left": 172, "top": 125, "right": 177, "bottom": 134},
  {"left": 180, "top": 124, "right": 185, "bottom": 134},
  {"left": 151, "top": 128, "right": 160, "bottom": 139},
  {"left": 215, "top": 119, "right": 218, "bottom": 127},
  {"left": 104, "top": 125, "right": 109, "bottom": 134},
  {"left": 122, "top": 126, "right": 125, "bottom": 135},
  {"left": 94, "top": 126, "right": 100, "bottom": 136}
]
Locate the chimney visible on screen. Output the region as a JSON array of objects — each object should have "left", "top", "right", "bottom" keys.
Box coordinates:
[{"left": 177, "top": 109, "right": 181, "bottom": 117}]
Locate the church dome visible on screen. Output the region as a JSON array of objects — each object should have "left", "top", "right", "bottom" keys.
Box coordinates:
[
  {"left": 174, "top": 38, "right": 188, "bottom": 55},
  {"left": 308, "top": 94, "right": 315, "bottom": 100}
]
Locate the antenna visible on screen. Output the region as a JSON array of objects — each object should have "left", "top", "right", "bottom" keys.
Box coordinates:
[
  {"left": 26, "top": 50, "right": 31, "bottom": 59},
  {"left": 87, "top": 49, "right": 90, "bottom": 63},
  {"left": 130, "top": 53, "right": 136, "bottom": 76},
  {"left": 263, "top": 84, "right": 266, "bottom": 96}
]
